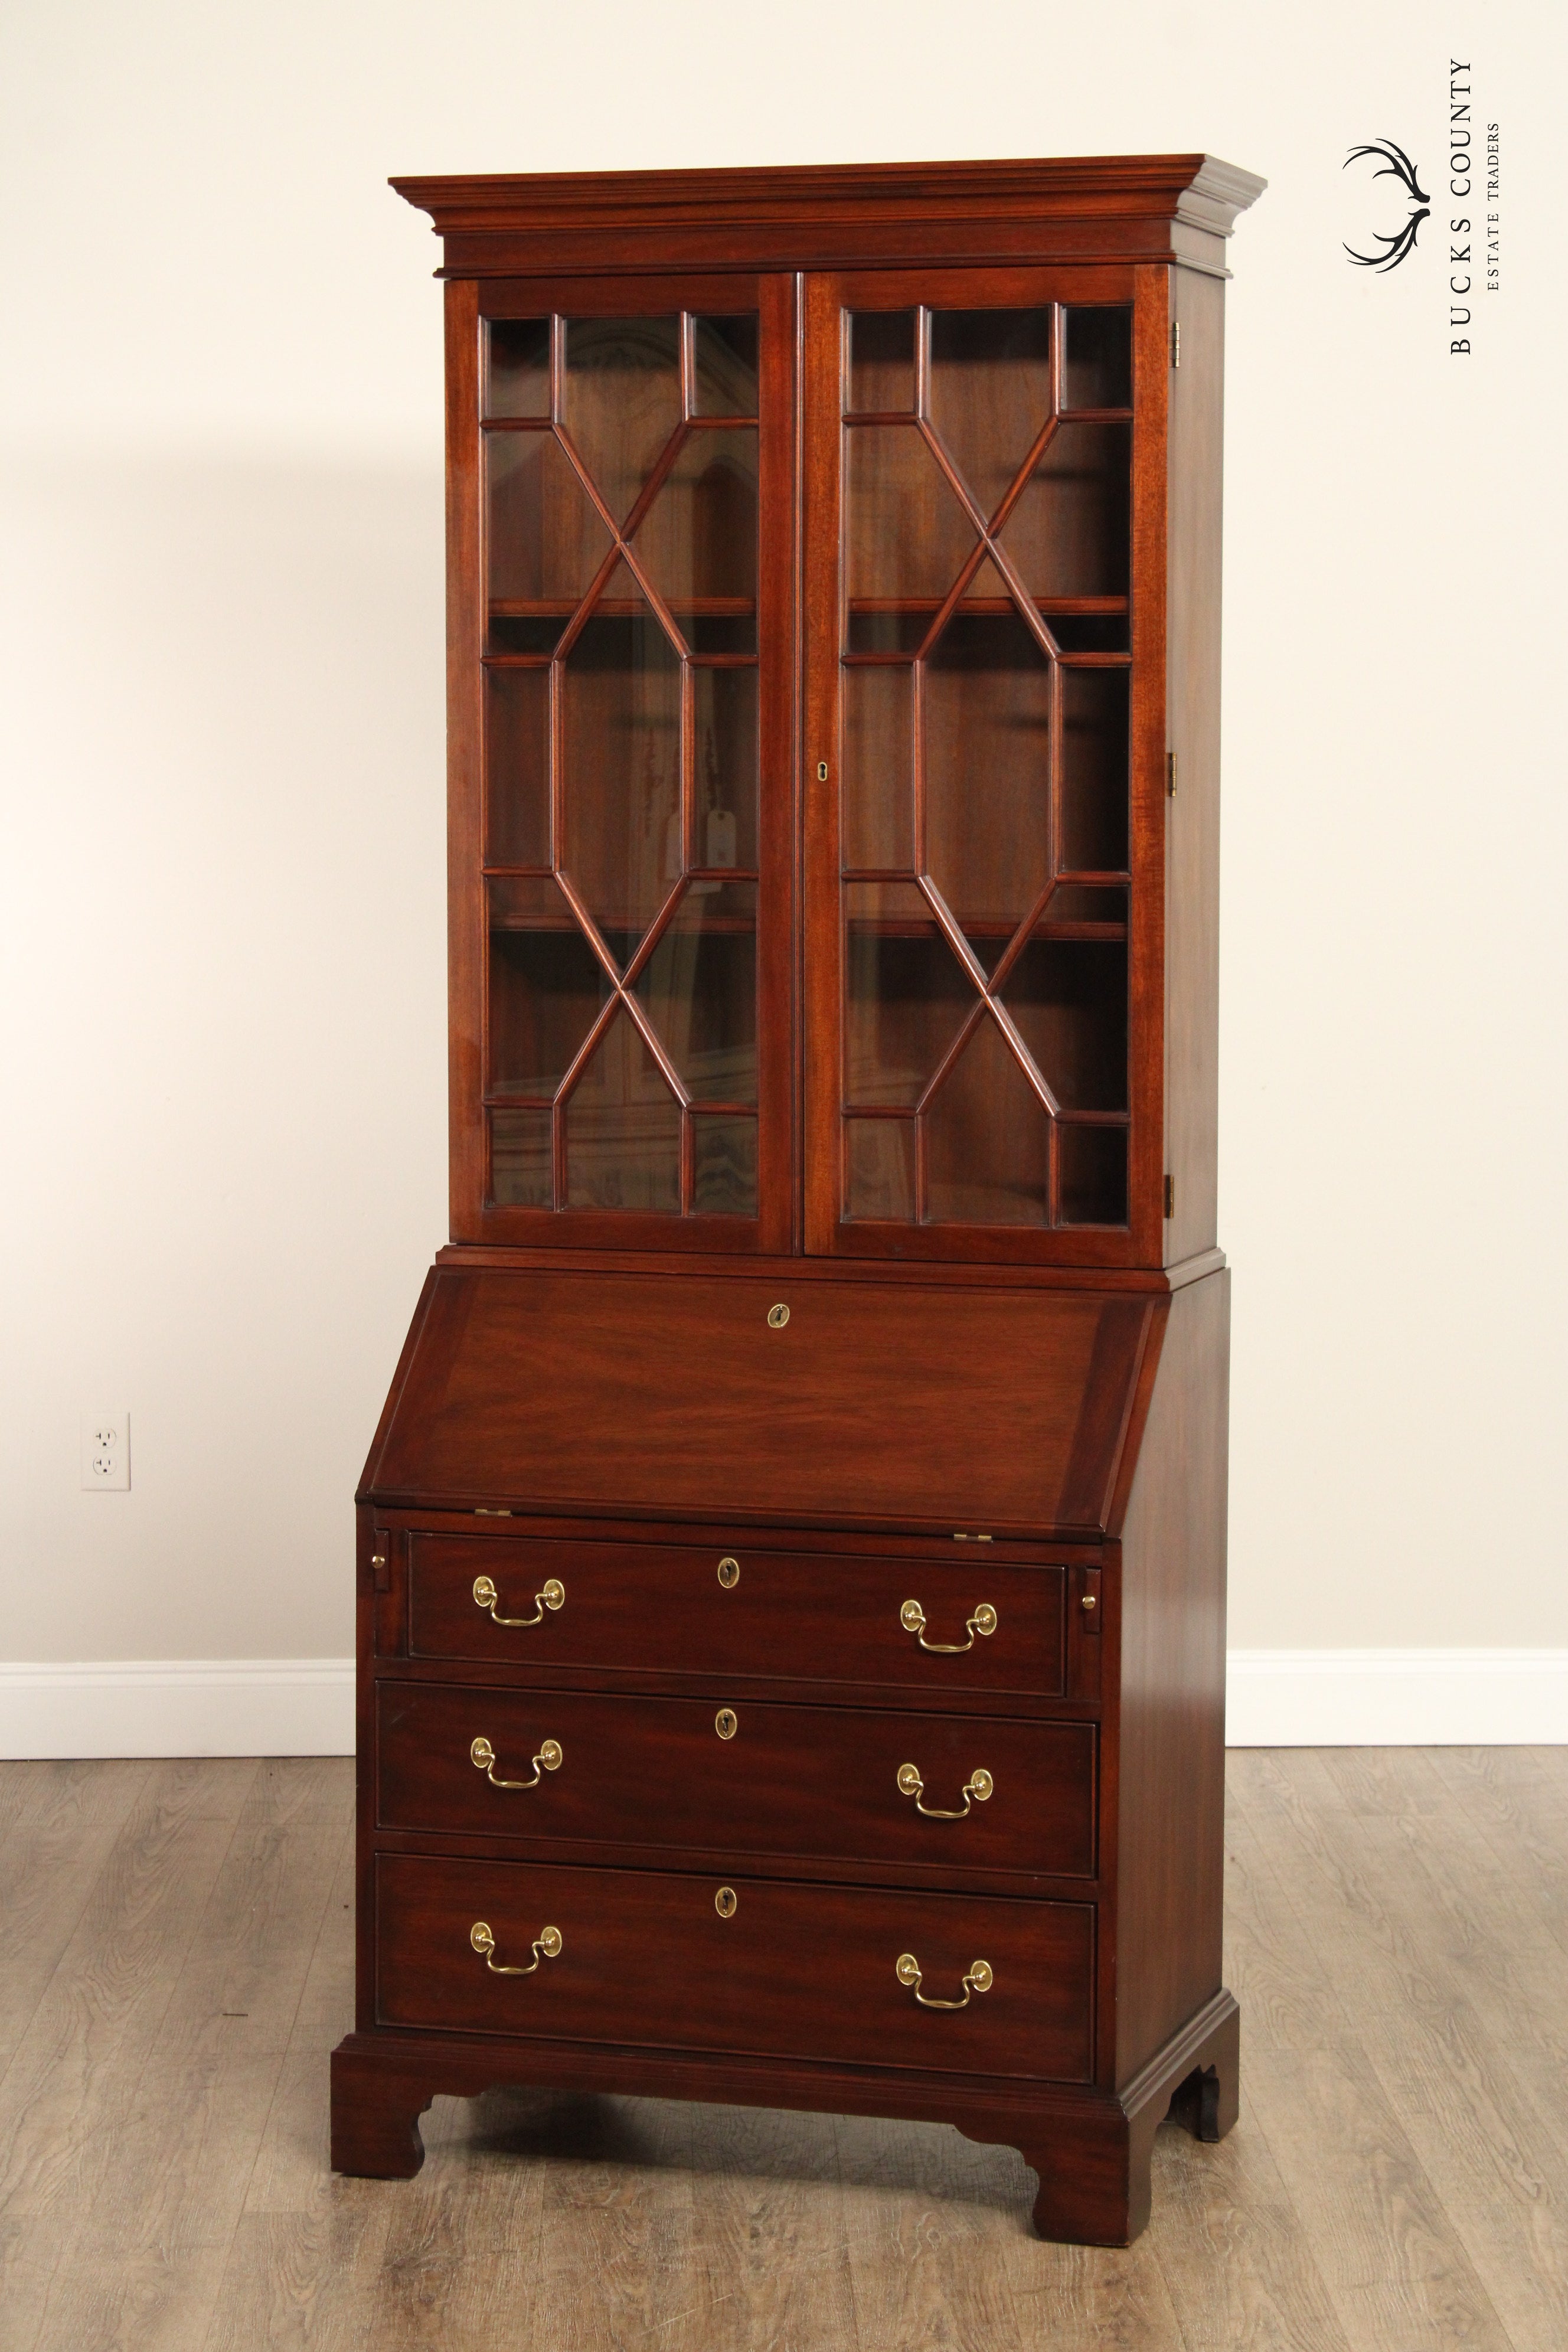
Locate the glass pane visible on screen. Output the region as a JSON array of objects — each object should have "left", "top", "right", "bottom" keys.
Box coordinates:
[
  {"left": 694, "top": 666, "right": 757, "bottom": 871},
  {"left": 487, "top": 615, "right": 569, "bottom": 656},
  {"left": 842, "top": 665, "right": 914, "bottom": 873},
  {"left": 924, "top": 610, "right": 1051, "bottom": 961},
  {"left": 488, "top": 877, "right": 609, "bottom": 1097},
  {"left": 485, "top": 668, "right": 550, "bottom": 867},
  {"left": 693, "top": 316, "right": 758, "bottom": 416},
  {"left": 845, "top": 424, "right": 976, "bottom": 605},
  {"left": 633, "top": 427, "right": 757, "bottom": 639},
  {"left": 925, "top": 1014, "right": 1049, "bottom": 1227},
  {"left": 1002, "top": 936, "right": 1127, "bottom": 1112},
  {"left": 561, "top": 565, "right": 682, "bottom": 946},
  {"left": 1064, "top": 306, "right": 1133, "bottom": 410},
  {"left": 1048, "top": 614, "right": 1130, "bottom": 654},
  {"left": 929, "top": 308, "right": 1051, "bottom": 525},
  {"left": 844, "top": 882, "right": 972, "bottom": 1108},
  {"left": 1000, "top": 423, "right": 1131, "bottom": 598},
  {"left": 692, "top": 1113, "right": 757, "bottom": 1216},
  {"left": 486, "top": 320, "right": 550, "bottom": 419},
  {"left": 565, "top": 1006, "right": 681, "bottom": 1213},
  {"left": 563, "top": 316, "right": 682, "bottom": 527},
  {"left": 486, "top": 431, "right": 612, "bottom": 604},
  {"left": 1059, "top": 1125, "right": 1127, "bottom": 1225},
  {"left": 491, "top": 1106, "right": 553, "bottom": 1207},
  {"left": 1060, "top": 670, "right": 1129, "bottom": 873},
  {"left": 848, "top": 311, "right": 916, "bottom": 411},
  {"left": 1042, "top": 884, "right": 1127, "bottom": 929},
  {"left": 845, "top": 1117, "right": 914, "bottom": 1222},
  {"left": 845, "top": 612, "right": 929, "bottom": 655},
  {"left": 636, "top": 881, "right": 757, "bottom": 1105}
]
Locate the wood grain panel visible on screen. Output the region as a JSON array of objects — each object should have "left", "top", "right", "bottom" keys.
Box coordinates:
[{"left": 364, "top": 1265, "right": 1152, "bottom": 1533}]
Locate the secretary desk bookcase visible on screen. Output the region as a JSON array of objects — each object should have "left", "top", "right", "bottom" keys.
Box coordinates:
[{"left": 331, "top": 153, "right": 1264, "bottom": 2246}]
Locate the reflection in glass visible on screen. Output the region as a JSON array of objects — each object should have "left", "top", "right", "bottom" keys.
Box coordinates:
[
  {"left": 633, "top": 427, "right": 758, "bottom": 632},
  {"left": 842, "top": 666, "right": 914, "bottom": 873},
  {"left": 636, "top": 882, "right": 757, "bottom": 1105},
  {"left": 1000, "top": 423, "right": 1131, "bottom": 598},
  {"left": 563, "top": 316, "right": 682, "bottom": 525},
  {"left": 1003, "top": 937, "right": 1127, "bottom": 1112},
  {"left": 924, "top": 612, "right": 1051, "bottom": 953},
  {"left": 1060, "top": 670, "right": 1129, "bottom": 874},
  {"left": 561, "top": 569, "right": 681, "bottom": 945},
  {"left": 1059, "top": 1125, "right": 1127, "bottom": 1225},
  {"left": 486, "top": 432, "right": 612, "bottom": 603},
  {"left": 485, "top": 668, "right": 551, "bottom": 867},
  {"left": 925, "top": 1014, "right": 1049, "bottom": 1226},
  {"left": 844, "top": 883, "right": 971, "bottom": 1108},
  {"left": 488, "top": 877, "right": 609, "bottom": 1098},
  {"left": 694, "top": 666, "right": 757, "bottom": 871},
  {"left": 845, "top": 1117, "right": 915, "bottom": 1221},
  {"left": 846, "top": 424, "right": 975, "bottom": 606},
  {"left": 491, "top": 1106, "right": 553, "bottom": 1207},
  {"left": 929, "top": 308, "right": 1051, "bottom": 523},
  {"left": 1063, "top": 307, "right": 1133, "bottom": 410},
  {"left": 565, "top": 1006, "right": 681, "bottom": 1213},
  {"left": 486, "top": 320, "right": 551, "bottom": 419},
  {"left": 692, "top": 1113, "right": 757, "bottom": 1216},
  {"left": 693, "top": 316, "right": 759, "bottom": 417},
  {"left": 848, "top": 311, "right": 916, "bottom": 412}
]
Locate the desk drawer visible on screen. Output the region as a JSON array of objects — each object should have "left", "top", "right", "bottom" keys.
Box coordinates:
[
  {"left": 406, "top": 1533, "right": 1067, "bottom": 1701},
  {"left": 377, "top": 1681, "right": 1096, "bottom": 1879},
  {"left": 375, "top": 1853, "right": 1093, "bottom": 2083}
]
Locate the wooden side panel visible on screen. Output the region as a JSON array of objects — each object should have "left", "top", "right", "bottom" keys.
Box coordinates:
[
  {"left": 1111, "top": 1265, "right": 1229, "bottom": 2084},
  {"left": 363, "top": 1266, "right": 1151, "bottom": 1535},
  {"left": 1163, "top": 268, "right": 1226, "bottom": 1263}
]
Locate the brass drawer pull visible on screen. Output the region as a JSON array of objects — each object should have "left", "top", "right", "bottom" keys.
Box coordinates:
[
  {"left": 899, "top": 1598, "right": 997, "bottom": 1653},
  {"left": 472, "top": 1573, "right": 564, "bottom": 1626},
  {"left": 895, "top": 1951, "right": 993, "bottom": 2009},
  {"left": 470, "top": 1734, "right": 562, "bottom": 1789},
  {"left": 469, "top": 1920, "right": 562, "bottom": 1976},
  {"left": 897, "top": 1762, "right": 994, "bottom": 1818}
]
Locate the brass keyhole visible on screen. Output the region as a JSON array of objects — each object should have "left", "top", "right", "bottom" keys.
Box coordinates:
[
  {"left": 715, "top": 1886, "right": 739, "bottom": 1918},
  {"left": 717, "top": 1556, "right": 740, "bottom": 1588},
  {"left": 816, "top": 760, "right": 828, "bottom": 782},
  {"left": 767, "top": 1302, "right": 789, "bottom": 1329},
  {"left": 715, "top": 1707, "right": 738, "bottom": 1740}
]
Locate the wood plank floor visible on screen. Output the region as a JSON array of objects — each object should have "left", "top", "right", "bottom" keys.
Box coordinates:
[{"left": 1, "top": 1749, "right": 1565, "bottom": 2350}]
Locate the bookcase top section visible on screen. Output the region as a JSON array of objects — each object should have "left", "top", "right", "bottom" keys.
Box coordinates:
[{"left": 392, "top": 153, "right": 1266, "bottom": 280}]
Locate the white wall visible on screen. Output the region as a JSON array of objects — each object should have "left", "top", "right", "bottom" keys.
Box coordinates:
[{"left": 1, "top": 4, "right": 1563, "bottom": 1737}]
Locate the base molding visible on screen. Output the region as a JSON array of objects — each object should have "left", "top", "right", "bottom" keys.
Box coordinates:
[
  {"left": 0, "top": 1659, "right": 354, "bottom": 1759},
  {"left": 1226, "top": 1648, "right": 1568, "bottom": 1746},
  {"left": 4, "top": 1652, "right": 1563, "bottom": 1759},
  {"left": 329, "top": 1991, "right": 1239, "bottom": 2246}
]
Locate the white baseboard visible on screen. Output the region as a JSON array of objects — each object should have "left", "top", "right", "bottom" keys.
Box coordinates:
[
  {"left": 0, "top": 1660, "right": 355, "bottom": 1759},
  {"left": 1226, "top": 1649, "right": 1568, "bottom": 1746},
  {"left": 1, "top": 1651, "right": 1564, "bottom": 1759}
]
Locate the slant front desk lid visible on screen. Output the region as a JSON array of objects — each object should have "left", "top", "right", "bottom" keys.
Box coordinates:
[{"left": 362, "top": 1268, "right": 1162, "bottom": 1539}]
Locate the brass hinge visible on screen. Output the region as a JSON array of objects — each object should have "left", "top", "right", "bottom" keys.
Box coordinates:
[
  {"left": 1164, "top": 1174, "right": 1176, "bottom": 1219},
  {"left": 1167, "top": 752, "right": 1177, "bottom": 798},
  {"left": 1171, "top": 321, "right": 1181, "bottom": 368}
]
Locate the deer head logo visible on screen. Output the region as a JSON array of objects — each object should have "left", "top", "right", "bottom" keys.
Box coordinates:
[{"left": 1343, "top": 139, "right": 1431, "bottom": 271}]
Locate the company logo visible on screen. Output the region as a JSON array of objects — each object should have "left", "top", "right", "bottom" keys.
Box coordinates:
[{"left": 1342, "top": 139, "right": 1431, "bottom": 270}]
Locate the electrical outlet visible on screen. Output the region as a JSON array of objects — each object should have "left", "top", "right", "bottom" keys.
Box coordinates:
[{"left": 81, "top": 1413, "right": 130, "bottom": 1491}]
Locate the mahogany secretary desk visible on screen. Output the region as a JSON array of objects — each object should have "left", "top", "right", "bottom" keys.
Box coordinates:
[{"left": 331, "top": 153, "right": 1265, "bottom": 2246}]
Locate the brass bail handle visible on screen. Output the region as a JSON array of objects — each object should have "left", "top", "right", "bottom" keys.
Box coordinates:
[
  {"left": 899, "top": 1598, "right": 998, "bottom": 1654},
  {"left": 469, "top": 1920, "right": 563, "bottom": 1976},
  {"left": 895, "top": 1951, "right": 994, "bottom": 2009},
  {"left": 471, "top": 1734, "right": 563, "bottom": 1790},
  {"left": 472, "top": 1573, "right": 565, "bottom": 1627},
  {"left": 896, "top": 1762, "right": 994, "bottom": 1819}
]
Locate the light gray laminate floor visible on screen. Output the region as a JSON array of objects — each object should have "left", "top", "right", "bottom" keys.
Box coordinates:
[{"left": 1, "top": 1747, "right": 1567, "bottom": 2349}]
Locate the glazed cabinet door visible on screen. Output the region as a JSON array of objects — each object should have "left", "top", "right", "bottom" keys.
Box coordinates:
[
  {"left": 802, "top": 267, "right": 1168, "bottom": 1265},
  {"left": 449, "top": 275, "right": 795, "bottom": 1250}
]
